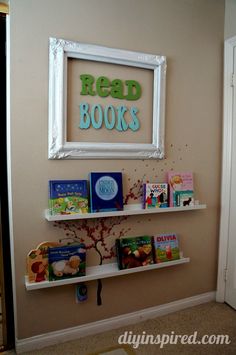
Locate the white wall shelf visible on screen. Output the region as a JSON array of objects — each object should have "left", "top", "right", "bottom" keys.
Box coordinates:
[
  {"left": 25, "top": 257, "right": 190, "bottom": 291},
  {"left": 31, "top": 203, "right": 204, "bottom": 291},
  {"left": 45, "top": 203, "right": 206, "bottom": 221}
]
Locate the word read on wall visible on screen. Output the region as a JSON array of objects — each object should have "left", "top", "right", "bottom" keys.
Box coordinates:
[{"left": 79, "top": 74, "right": 141, "bottom": 132}]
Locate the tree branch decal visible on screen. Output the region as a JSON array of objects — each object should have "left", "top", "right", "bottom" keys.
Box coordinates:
[
  {"left": 53, "top": 178, "right": 146, "bottom": 305},
  {"left": 54, "top": 216, "right": 130, "bottom": 305},
  {"left": 124, "top": 176, "right": 148, "bottom": 205}
]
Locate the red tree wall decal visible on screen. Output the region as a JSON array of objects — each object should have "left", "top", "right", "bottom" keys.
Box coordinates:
[
  {"left": 53, "top": 178, "right": 145, "bottom": 305},
  {"left": 124, "top": 178, "right": 146, "bottom": 205},
  {"left": 54, "top": 216, "right": 130, "bottom": 305}
]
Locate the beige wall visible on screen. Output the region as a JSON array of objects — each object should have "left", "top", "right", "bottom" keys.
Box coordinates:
[{"left": 9, "top": 0, "right": 224, "bottom": 339}]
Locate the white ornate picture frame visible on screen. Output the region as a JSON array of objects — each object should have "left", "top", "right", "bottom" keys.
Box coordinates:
[{"left": 48, "top": 37, "right": 166, "bottom": 159}]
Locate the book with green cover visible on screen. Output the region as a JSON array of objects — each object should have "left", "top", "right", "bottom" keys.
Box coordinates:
[{"left": 116, "top": 236, "right": 154, "bottom": 270}]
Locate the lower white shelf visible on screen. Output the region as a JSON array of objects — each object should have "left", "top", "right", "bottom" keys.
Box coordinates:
[{"left": 25, "top": 257, "right": 190, "bottom": 291}]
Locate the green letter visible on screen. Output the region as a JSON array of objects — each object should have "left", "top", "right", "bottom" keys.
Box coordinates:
[
  {"left": 80, "top": 74, "right": 96, "bottom": 96},
  {"left": 111, "top": 79, "right": 124, "bottom": 99},
  {"left": 125, "top": 80, "right": 141, "bottom": 100},
  {"left": 96, "top": 76, "right": 110, "bottom": 97},
  {"left": 79, "top": 103, "right": 90, "bottom": 129},
  {"left": 129, "top": 106, "right": 140, "bottom": 131}
]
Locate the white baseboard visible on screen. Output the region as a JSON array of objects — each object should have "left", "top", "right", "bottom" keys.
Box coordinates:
[{"left": 15, "top": 291, "right": 216, "bottom": 354}]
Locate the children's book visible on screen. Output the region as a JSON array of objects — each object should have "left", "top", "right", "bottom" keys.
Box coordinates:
[
  {"left": 48, "top": 244, "right": 86, "bottom": 281},
  {"left": 166, "top": 172, "right": 194, "bottom": 207},
  {"left": 89, "top": 172, "right": 123, "bottom": 212},
  {"left": 174, "top": 190, "right": 194, "bottom": 207},
  {"left": 153, "top": 233, "right": 180, "bottom": 263},
  {"left": 49, "top": 180, "right": 89, "bottom": 215},
  {"left": 27, "top": 241, "right": 61, "bottom": 283},
  {"left": 116, "top": 236, "right": 154, "bottom": 270},
  {"left": 143, "top": 183, "right": 168, "bottom": 209}
]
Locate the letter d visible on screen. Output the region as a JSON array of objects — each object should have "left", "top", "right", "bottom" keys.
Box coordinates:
[
  {"left": 188, "top": 331, "right": 198, "bottom": 344},
  {"left": 118, "top": 331, "right": 128, "bottom": 345}
]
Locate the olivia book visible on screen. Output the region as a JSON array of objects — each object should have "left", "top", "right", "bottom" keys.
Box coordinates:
[{"left": 153, "top": 233, "right": 180, "bottom": 263}]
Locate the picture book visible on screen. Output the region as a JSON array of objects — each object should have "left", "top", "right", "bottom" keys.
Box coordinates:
[
  {"left": 116, "top": 236, "right": 154, "bottom": 270},
  {"left": 174, "top": 190, "right": 194, "bottom": 207},
  {"left": 89, "top": 172, "right": 123, "bottom": 212},
  {"left": 49, "top": 180, "right": 89, "bottom": 215},
  {"left": 153, "top": 233, "right": 180, "bottom": 263},
  {"left": 166, "top": 172, "right": 194, "bottom": 207},
  {"left": 48, "top": 244, "right": 86, "bottom": 281},
  {"left": 27, "top": 241, "right": 61, "bottom": 283},
  {"left": 143, "top": 183, "right": 168, "bottom": 209}
]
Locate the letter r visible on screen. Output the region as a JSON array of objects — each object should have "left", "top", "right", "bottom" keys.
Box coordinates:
[{"left": 80, "top": 74, "right": 96, "bottom": 96}]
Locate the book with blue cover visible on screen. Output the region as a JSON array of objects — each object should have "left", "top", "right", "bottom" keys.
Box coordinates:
[
  {"left": 49, "top": 180, "right": 89, "bottom": 215},
  {"left": 89, "top": 172, "right": 123, "bottom": 212},
  {"left": 48, "top": 244, "right": 86, "bottom": 281}
]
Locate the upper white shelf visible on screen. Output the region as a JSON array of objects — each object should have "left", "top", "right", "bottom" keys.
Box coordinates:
[
  {"left": 45, "top": 203, "right": 206, "bottom": 221},
  {"left": 25, "top": 257, "right": 190, "bottom": 291}
]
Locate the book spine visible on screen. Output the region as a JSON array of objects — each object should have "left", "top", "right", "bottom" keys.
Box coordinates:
[
  {"left": 151, "top": 236, "right": 156, "bottom": 264},
  {"left": 142, "top": 183, "right": 146, "bottom": 209},
  {"left": 48, "top": 181, "right": 53, "bottom": 214},
  {"left": 89, "top": 174, "right": 93, "bottom": 213},
  {"left": 167, "top": 178, "right": 174, "bottom": 207},
  {"left": 115, "top": 239, "right": 123, "bottom": 270}
]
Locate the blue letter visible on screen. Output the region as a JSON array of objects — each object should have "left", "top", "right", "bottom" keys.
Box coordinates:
[
  {"left": 116, "top": 105, "right": 128, "bottom": 131},
  {"left": 79, "top": 103, "right": 90, "bottom": 129},
  {"left": 91, "top": 104, "right": 103, "bottom": 129},
  {"left": 104, "top": 105, "right": 115, "bottom": 130},
  {"left": 129, "top": 106, "right": 140, "bottom": 131}
]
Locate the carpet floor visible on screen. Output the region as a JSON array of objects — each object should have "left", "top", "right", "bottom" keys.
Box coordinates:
[{"left": 20, "top": 302, "right": 236, "bottom": 354}]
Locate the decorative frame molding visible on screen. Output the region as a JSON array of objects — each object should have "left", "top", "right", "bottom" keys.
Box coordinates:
[
  {"left": 48, "top": 37, "right": 166, "bottom": 159},
  {"left": 216, "top": 35, "right": 236, "bottom": 302}
]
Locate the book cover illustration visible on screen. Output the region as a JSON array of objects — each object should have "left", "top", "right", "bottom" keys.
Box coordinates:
[
  {"left": 174, "top": 190, "right": 194, "bottom": 207},
  {"left": 143, "top": 183, "right": 168, "bottom": 209},
  {"left": 116, "top": 236, "right": 154, "bottom": 270},
  {"left": 49, "top": 180, "right": 89, "bottom": 215},
  {"left": 89, "top": 172, "right": 123, "bottom": 213},
  {"left": 153, "top": 233, "right": 180, "bottom": 263},
  {"left": 48, "top": 244, "right": 86, "bottom": 281},
  {"left": 167, "top": 172, "right": 194, "bottom": 207},
  {"left": 27, "top": 241, "right": 61, "bottom": 283}
]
